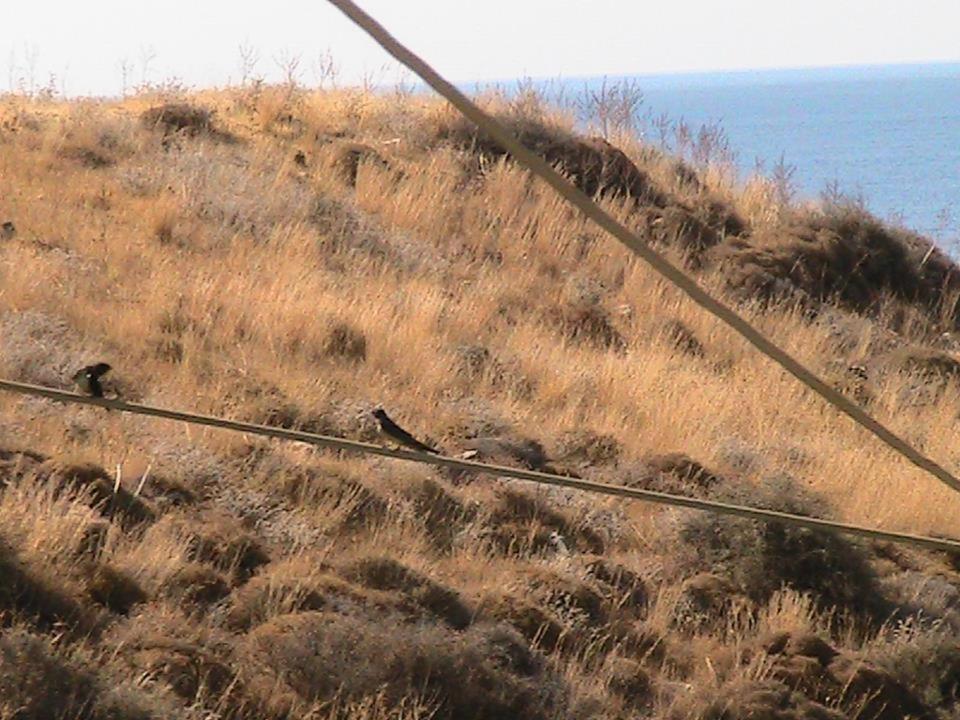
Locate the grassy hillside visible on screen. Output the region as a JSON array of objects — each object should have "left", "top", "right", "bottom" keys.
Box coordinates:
[{"left": 1, "top": 82, "right": 960, "bottom": 719}]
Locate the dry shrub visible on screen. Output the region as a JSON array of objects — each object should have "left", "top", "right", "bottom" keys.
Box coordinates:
[
  {"left": 606, "top": 656, "right": 653, "bottom": 711},
  {"left": 881, "top": 346, "right": 960, "bottom": 382},
  {"left": 518, "top": 566, "right": 608, "bottom": 628},
  {"left": 223, "top": 375, "right": 333, "bottom": 434},
  {"left": 710, "top": 206, "right": 960, "bottom": 328},
  {"left": 763, "top": 631, "right": 839, "bottom": 666},
  {"left": 454, "top": 344, "right": 494, "bottom": 379},
  {"left": 867, "top": 628, "right": 960, "bottom": 710},
  {"left": 658, "top": 318, "right": 707, "bottom": 358},
  {"left": 281, "top": 469, "right": 387, "bottom": 531},
  {"left": 829, "top": 655, "right": 933, "bottom": 720},
  {"left": 646, "top": 452, "right": 722, "bottom": 487},
  {"left": 672, "top": 573, "right": 741, "bottom": 634},
  {"left": 179, "top": 511, "right": 270, "bottom": 584},
  {"left": 225, "top": 561, "right": 356, "bottom": 631},
  {"left": 675, "top": 475, "right": 886, "bottom": 620},
  {"left": 677, "top": 678, "right": 844, "bottom": 720},
  {"left": 147, "top": 195, "right": 181, "bottom": 245},
  {"left": 0, "top": 535, "right": 89, "bottom": 632},
  {"left": 160, "top": 563, "right": 230, "bottom": 612},
  {"left": 309, "top": 195, "right": 394, "bottom": 260},
  {"left": 583, "top": 556, "right": 648, "bottom": 612},
  {"left": 253, "top": 86, "right": 297, "bottom": 133},
  {"left": 321, "top": 320, "right": 368, "bottom": 362},
  {"left": 38, "top": 461, "right": 156, "bottom": 528},
  {"left": 328, "top": 141, "right": 389, "bottom": 187},
  {"left": 75, "top": 521, "right": 110, "bottom": 560},
  {"left": 140, "top": 103, "right": 213, "bottom": 136},
  {"left": 0, "top": 628, "right": 97, "bottom": 720},
  {"left": 59, "top": 142, "right": 115, "bottom": 169},
  {"left": 506, "top": 567, "right": 658, "bottom": 660},
  {"left": 699, "top": 196, "right": 749, "bottom": 237},
  {"left": 0, "top": 627, "right": 164, "bottom": 720},
  {"left": 439, "top": 113, "right": 665, "bottom": 206},
  {"left": 0, "top": 447, "right": 46, "bottom": 488},
  {"left": 619, "top": 452, "right": 723, "bottom": 498},
  {"left": 554, "top": 429, "right": 622, "bottom": 467},
  {"left": 477, "top": 592, "right": 567, "bottom": 653},
  {"left": 641, "top": 205, "right": 723, "bottom": 257},
  {"left": 826, "top": 362, "right": 874, "bottom": 407},
  {"left": 55, "top": 114, "right": 134, "bottom": 169},
  {"left": 151, "top": 332, "right": 185, "bottom": 365},
  {"left": 636, "top": 193, "right": 749, "bottom": 267},
  {"left": 487, "top": 487, "right": 605, "bottom": 556},
  {"left": 752, "top": 632, "right": 843, "bottom": 702},
  {"left": 86, "top": 564, "right": 148, "bottom": 615},
  {"left": 545, "top": 301, "right": 626, "bottom": 352},
  {"left": 114, "top": 610, "right": 262, "bottom": 718},
  {"left": 342, "top": 556, "right": 472, "bottom": 629},
  {"left": 461, "top": 435, "right": 549, "bottom": 470},
  {"left": 243, "top": 611, "right": 561, "bottom": 720},
  {"left": 328, "top": 477, "right": 390, "bottom": 531},
  {"left": 876, "top": 346, "right": 960, "bottom": 407},
  {"left": 0, "top": 309, "right": 89, "bottom": 388},
  {"left": 406, "top": 477, "right": 476, "bottom": 552},
  {"left": 138, "top": 473, "right": 196, "bottom": 509},
  {"left": 127, "top": 637, "right": 242, "bottom": 712}
]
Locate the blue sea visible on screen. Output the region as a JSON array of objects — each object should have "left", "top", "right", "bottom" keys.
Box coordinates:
[{"left": 486, "top": 64, "right": 960, "bottom": 251}]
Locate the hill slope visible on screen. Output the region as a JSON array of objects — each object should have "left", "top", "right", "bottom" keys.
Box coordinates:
[{"left": 1, "top": 86, "right": 960, "bottom": 719}]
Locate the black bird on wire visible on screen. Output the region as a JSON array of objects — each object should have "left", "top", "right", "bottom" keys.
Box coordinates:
[
  {"left": 372, "top": 407, "right": 439, "bottom": 454},
  {"left": 72, "top": 362, "right": 112, "bottom": 398}
]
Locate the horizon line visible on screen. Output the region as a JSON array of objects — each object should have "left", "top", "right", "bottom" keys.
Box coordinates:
[
  {"left": 8, "top": 57, "right": 959, "bottom": 101},
  {"left": 460, "top": 58, "right": 960, "bottom": 89}
]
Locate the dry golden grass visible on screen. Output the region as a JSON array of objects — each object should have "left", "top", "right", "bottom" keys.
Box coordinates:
[{"left": 1, "top": 85, "right": 960, "bottom": 719}]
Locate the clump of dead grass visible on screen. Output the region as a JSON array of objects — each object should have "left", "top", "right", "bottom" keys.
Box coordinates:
[
  {"left": 674, "top": 474, "right": 887, "bottom": 622},
  {"left": 321, "top": 320, "right": 368, "bottom": 362},
  {"left": 242, "top": 610, "right": 562, "bottom": 720},
  {"left": 342, "top": 556, "right": 473, "bottom": 629},
  {"left": 141, "top": 102, "right": 215, "bottom": 137},
  {"left": 710, "top": 204, "right": 960, "bottom": 331}
]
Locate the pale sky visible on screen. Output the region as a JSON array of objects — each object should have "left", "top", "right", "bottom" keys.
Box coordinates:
[{"left": 4, "top": 1, "right": 960, "bottom": 96}]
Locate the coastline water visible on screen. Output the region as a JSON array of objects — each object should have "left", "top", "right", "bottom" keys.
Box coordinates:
[{"left": 485, "top": 64, "right": 960, "bottom": 252}]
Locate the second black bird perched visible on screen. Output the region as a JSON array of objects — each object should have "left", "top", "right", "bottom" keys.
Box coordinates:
[
  {"left": 72, "top": 363, "right": 112, "bottom": 398},
  {"left": 372, "top": 407, "right": 439, "bottom": 454}
]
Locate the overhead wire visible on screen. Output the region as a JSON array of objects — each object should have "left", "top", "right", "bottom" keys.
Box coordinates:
[{"left": 1, "top": 378, "right": 957, "bottom": 553}]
